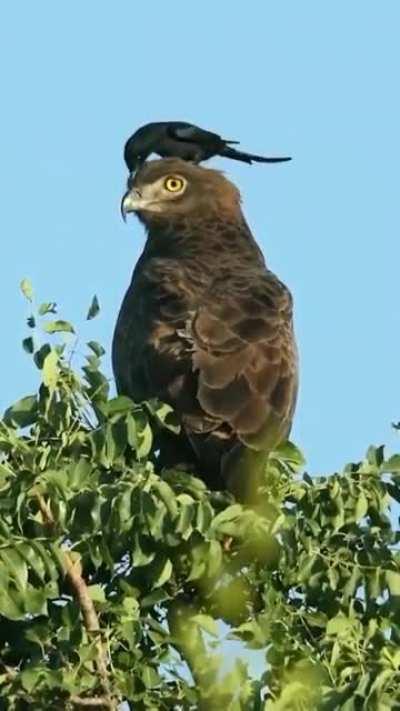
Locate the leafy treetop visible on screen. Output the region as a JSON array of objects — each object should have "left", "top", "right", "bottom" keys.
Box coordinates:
[{"left": 0, "top": 283, "right": 399, "bottom": 710}]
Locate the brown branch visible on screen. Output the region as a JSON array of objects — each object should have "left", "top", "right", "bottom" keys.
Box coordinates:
[
  {"left": 36, "top": 494, "right": 116, "bottom": 710},
  {"left": 36, "top": 492, "right": 54, "bottom": 526}
]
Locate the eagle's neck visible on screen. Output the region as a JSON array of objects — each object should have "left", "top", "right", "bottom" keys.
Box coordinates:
[{"left": 140, "top": 210, "right": 266, "bottom": 268}]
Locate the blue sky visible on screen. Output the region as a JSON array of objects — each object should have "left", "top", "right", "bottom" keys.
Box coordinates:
[{"left": 1, "top": 1, "right": 399, "bottom": 476}]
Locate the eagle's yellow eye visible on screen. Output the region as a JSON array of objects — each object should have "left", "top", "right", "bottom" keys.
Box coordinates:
[{"left": 164, "top": 176, "right": 184, "bottom": 193}]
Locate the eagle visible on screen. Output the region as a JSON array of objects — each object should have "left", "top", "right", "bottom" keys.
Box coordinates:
[
  {"left": 113, "top": 158, "right": 298, "bottom": 498},
  {"left": 124, "top": 121, "right": 291, "bottom": 174}
]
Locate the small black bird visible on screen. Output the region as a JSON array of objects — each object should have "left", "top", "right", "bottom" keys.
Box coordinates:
[{"left": 124, "top": 121, "right": 291, "bottom": 173}]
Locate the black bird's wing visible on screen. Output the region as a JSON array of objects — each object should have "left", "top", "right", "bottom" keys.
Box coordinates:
[
  {"left": 169, "top": 124, "right": 232, "bottom": 145},
  {"left": 168, "top": 124, "right": 238, "bottom": 160}
]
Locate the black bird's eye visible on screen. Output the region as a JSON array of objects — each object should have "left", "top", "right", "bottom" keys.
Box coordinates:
[{"left": 164, "top": 176, "right": 184, "bottom": 193}]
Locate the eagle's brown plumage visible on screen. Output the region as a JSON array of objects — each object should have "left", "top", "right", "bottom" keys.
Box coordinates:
[{"left": 113, "top": 158, "right": 298, "bottom": 495}]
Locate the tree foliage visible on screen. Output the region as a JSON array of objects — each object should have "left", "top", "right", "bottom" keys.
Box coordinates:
[{"left": 0, "top": 285, "right": 399, "bottom": 709}]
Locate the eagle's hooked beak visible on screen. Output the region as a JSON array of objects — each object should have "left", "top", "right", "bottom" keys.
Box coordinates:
[{"left": 120, "top": 188, "right": 144, "bottom": 222}]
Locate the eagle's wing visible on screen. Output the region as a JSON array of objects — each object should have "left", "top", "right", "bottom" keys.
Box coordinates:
[
  {"left": 187, "top": 272, "right": 298, "bottom": 451},
  {"left": 124, "top": 259, "right": 298, "bottom": 448}
]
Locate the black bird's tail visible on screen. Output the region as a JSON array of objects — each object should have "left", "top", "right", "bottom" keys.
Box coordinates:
[{"left": 220, "top": 145, "right": 291, "bottom": 165}]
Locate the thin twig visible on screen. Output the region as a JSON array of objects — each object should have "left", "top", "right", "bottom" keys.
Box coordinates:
[{"left": 36, "top": 493, "right": 116, "bottom": 709}]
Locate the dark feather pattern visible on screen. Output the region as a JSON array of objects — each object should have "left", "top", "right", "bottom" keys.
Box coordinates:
[{"left": 113, "top": 159, "right": 298, "bottom": 495}]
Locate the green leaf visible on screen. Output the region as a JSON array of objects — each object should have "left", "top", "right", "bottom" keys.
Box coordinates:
[
  {"left": 175, "top": 499, "right": 194, "bottom": 537},
  {"left": 33, "top": 343, "right": 51, "bottom": 369},
  {"left": 274, "top": 440, "right": 306, "bottom": 469},
  {"left": 382, "top": 454, "right": 400, "bottom": 473},
  {"left": 141, "top": 589, "right": 171, "bottom": 608},
  {"left": 87, "top": 340, "right": 106, "bottom": 357},
  {"left": 193, "top": 614, "right": 219, "bottom": 637},
  {"left": 88, "top": 584, "right": 106, "bottom": 603},
  {"left": 22, "top": 336, "right": 34, "bottom": 354},
  {"left": 0, "top": 548, "right": 28, "bottom": 590},
  {"left": 326, "top": 615, "right": 352, "bottom": 636},
  {"left": 154, "top": 480, "right": 178, "bottom": 518},
  {"left": 86, "top": 294, "right": 100, "bottom": 320},
  {"left": 386, "top": 570, "right": 400, "bottom": 596},
  {"left": 195, "top": 501, "right": 213, "bottom": 532},
  {"left": 105, "top": 396, "right": 135, "bottom": 416},
  {"left": 151, "top": 557, "right": 173, "bottom": 588},
  {"left": 68, "top": 459, "right": 93, "bottom": 488},
  {"left": 20, "top": 278, "right": 34, "bottom": 301},
  {"left": 42, "top": 349, "right": 60, "bottom": 391},
  {"left": 142, "top": 666, "right": 161, "bottom": 689},
  {"left": 328, "top": 567, "right": 339, "bottom": 591},
  {"left": 207, "top": 540, "right": 223, "bottom": 578},
  {"left": 122, "top": 596, "right": 140, "bottom": 618},
  {"left": 43, "top": 319, "right": 75, "bottom": 334},
  {"left": 355, "top": 491, "right": 368, "bottom": 521},
  {"left": 38, "top": 302, "right": 57, "bottom": 315},
  {"left": 0, "top": 589, "right": 25, "bottom": 619},
  {"left": 24, "top": 587, "right": 48, "bottom": 615},
  {"left": 133, "top": 535, "right": 156, "bottom": 567},
  {"left": 148, "top": 400, "right": 181, "bottom": 434},
  {"left": 4, "top": 394, "right": 38, "bottom": 427},
  {"left": 136, "top": 420, "right": 153, "bottom": 459},
  {"left": 212, "top": 504, "right": 243, "bottom": 530},
  {"left": 41, "top": 468, "right": 69, "bottom": 495},
  {"left": 21, "top": 667, "right": 40, "bottom": 692}
]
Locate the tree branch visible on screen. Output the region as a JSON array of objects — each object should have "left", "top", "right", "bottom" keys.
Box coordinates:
[{"left": 36, "top": 493, "right": 116, "bottom": 710}]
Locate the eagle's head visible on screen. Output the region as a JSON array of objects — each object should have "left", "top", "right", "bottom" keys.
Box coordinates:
[{"left": 121, "top": 158, "right": 241, "bottom": 224}]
